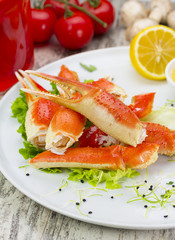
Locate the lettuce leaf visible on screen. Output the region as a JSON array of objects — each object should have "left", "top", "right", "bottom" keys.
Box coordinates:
[
  {"left": 142, "top": 105, "right": 175, "bottom": 130},
  {"left": 68, "top": 168, "right": 139, "bottom": 189},
  {"left": 11, "top": 90, "right": 42, "bottom": 159},
  {"left": 49, "top": 82, "right": 60, "bottom": 95},
  {"left": 11, "top": 90, "right": 28, "bottom": 125},
  {"left": 40, "top": 168, "right": 62, "bottom": 173},
  {"left": 84, "top": 79, "right": 94, "bottom": 83},
  {"left": 19, "top": 141, "right": 43, "bottom": 160},
  {"left": 80, "top": 63, "right": 97, "bottom": 72}
]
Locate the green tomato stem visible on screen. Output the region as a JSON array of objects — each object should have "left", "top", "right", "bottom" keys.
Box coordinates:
[{"left": 55, "top": 0, "right": 108, "bottom": 28}]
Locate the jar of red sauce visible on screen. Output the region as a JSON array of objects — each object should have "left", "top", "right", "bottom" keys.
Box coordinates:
[{"left": 0, "top": 0, "right": 34, "bottom": 93}]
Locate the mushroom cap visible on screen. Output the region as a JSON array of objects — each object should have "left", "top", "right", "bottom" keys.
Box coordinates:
[
  {"left": 121, "top": 0, "right": 148, "bottom": 27},
  {"left": 126, "top": 18, "right": 158, "bottom": 41},
  {"left": 167, "top": 11, "right": 175, "bottom": 30}
]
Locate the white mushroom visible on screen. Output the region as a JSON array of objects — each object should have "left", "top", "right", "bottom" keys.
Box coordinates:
[
  {"left": 121, "top": 0, "right": 148, "bottom": 27},
  {"left": 149, "top": 0, "right": 173, "bottom": 24},
  {"left": 126, "top": 18, "right": 158, "bottom": 41},
  {"left": 167, "top": 11, "right": 175, "bottom": 30}
]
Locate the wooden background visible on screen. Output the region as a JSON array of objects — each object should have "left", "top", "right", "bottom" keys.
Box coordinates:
[{"left": 1, "top": 0, "right": 175, "bottom": 239}]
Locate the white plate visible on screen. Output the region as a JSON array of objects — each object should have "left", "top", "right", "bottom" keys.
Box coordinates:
[{"left": 1, "top": 47, "right": 175, "bottom": 230}]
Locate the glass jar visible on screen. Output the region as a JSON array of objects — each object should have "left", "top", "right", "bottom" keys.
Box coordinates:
[{"left": 0, "top": 0, "right": 34, "bottom": 93}]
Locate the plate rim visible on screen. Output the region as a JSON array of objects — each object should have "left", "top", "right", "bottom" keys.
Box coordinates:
[{"left": 0, "top": 46, "right": 175, "bottom": 230}]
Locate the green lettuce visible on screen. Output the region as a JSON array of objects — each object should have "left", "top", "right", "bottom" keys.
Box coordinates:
[
  {"left": 80, "top": 63, "right": 97, "bottom": 72},
  {"left": 68, "top": 168, "right": 139, "bottom": 189},
  {"left": 19, "top": 141, "right": 43, "bottom": 160},
  {"left": 11, "top": 90, "right": 42, "bottom": 159},
  {"left": 11, "top": 90, "right": 28, "bottom": 127},
  {"left": 41, "top": 168, "right": 62, "bottom": 173},
  {"left": 49, "top": 82, "right": 60, "bottom": 95},
  {"left": 84, "top": 79, "right": 94, "bottom": 84}
]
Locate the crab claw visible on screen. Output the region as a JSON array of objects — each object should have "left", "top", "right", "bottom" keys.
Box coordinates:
[
  {"left": 15, "top": 70, "right": 62, "bottom": 149},
  {"left": 15, "top": 70, "right": 49, "bottom": 106},
  {"left": 21, "top": 70, "right": 147, "bottom": 147}
]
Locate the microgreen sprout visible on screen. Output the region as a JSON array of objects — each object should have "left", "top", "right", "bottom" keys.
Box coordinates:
[
  {"left": 19, "top": 164, "right": 29, "bottom": 174},
  {"left": 166, "top": 181, "right": 174, "bottom": 185},
  {"left": 41, "top": 179, "right": 68, "bottom": 196}
]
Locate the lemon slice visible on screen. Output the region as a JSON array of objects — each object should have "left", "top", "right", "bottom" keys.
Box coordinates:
[{"left": 130, "top": 25, "right": 175, "bottom": 80}]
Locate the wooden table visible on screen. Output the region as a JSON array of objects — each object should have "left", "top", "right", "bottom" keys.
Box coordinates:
[{"left": 1, "top": 1, "right": 175, "bottom": 239}]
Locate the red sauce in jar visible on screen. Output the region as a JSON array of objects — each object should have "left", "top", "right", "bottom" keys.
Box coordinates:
[{"left": 0, "top": 0, "right": 34, "bottom": 92}]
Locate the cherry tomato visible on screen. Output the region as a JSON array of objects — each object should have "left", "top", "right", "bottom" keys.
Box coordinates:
[
  {"left": 31, "top": 8, "right": 57, "bottom": 43},
  {"left": 54, "top": 12, "right": 94, "bottom": 50},
  {"left": 83, "top": 0, "right": 115, "bottom": 35},
  {"left": 44, "top": 0, "right": 79, "bottom": 18}
]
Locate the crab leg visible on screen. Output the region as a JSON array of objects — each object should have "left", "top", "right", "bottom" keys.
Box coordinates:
[
  {"left": 89, "top": 78, "right": 127, "bottom": 101},
  {"left": 22, "top": 71, "right": 146, "bottom": 147},
  {"left": 143, "top": 122, "right": 175, "bottom": 156},
  {"left": 30, "top": 142, "right": 158, "bottom": 170},
  {"left": 46, "top": 107, "right": 86, "bottom": 155},
  {"left": 58, "top": 64, "right": 79, "bottom": 81},
  {"left": 129, "top": 92, "right": 156, "bottom": 119},
  {"left": 121, "top": 143, "right": 159, "bottom": 169},
  {"left": 46, "top": 66, "right": 85, "bottom": 153}
]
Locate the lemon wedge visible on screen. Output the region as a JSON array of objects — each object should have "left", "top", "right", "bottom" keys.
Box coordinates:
[{"left": 130, "top": 25, "right": 175, "bottom": 80}]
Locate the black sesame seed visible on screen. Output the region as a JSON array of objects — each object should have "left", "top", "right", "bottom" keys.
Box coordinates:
[
  {"left": 173, "top": 205, "right": 175, "bottom": 208},
  {"left": 26, "top": 173, "right": 30, "bottom": 176},
  {"left": 59, "top": 189, "right": 61, "bottom": 192},
  {"left": 88, "top": 211, "right": 92, "bottom": 214},
  {"left": 111, "top": 196, "right": 114, "bottom": 199},
  {"left": 143, "top": 194, "right": 146, "bottom": 198},
  {"left": 172, "top": 185, "right": 175, "bottom": 188},
  {"left": 83, "top": 199, "right": 86, "bottom": 202},
  {"left": 171, "top": 104, "right": 174, "bottom": 107},
  {"left": 76, "top": 202, "right": 79, "bottom": 206},
  {"left": 136, "top": 186, "right": 139, "bottom": 190},
  {"left": 80, "top": 180, "right": 84, "bottom": 183},
  {"left": 144, "top": 205, "right": 148, "bottom": 208},
  {"left": 149, "top": 185, "right": 153, "bottom": 191},
  {"left": 164, "top": 215, "right": 168, "bottom": 218},
  {"left": 144, "top": 180, "right": 147, "bottom": 183}
]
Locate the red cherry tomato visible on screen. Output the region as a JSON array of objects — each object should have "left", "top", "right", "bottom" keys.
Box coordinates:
[
  {"left": 54, "top": 12, "right": 94, "bottom": 50},
  {"left": 83, "top": 0, "right": 115, "bottom": 35},
  {"left": 78, "top": 125, "right": 108, "bottom": 148},
  {"left": 31, "top": 8, "right": 57, "bottom": 43},
  {"left": 44, "top": 0, "right": 79, "bottom": 18}
]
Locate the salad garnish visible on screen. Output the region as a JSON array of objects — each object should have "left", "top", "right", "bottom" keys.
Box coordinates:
[{"left": 80, "top": 63, "right": 97, "bottom": 72}]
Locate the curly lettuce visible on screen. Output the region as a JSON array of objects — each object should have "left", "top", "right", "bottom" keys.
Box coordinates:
[
  {"left": 142, "top": 101, "right": 175, "bottom": 130},
  {"left": 11, "top": 90, "right": 43, "bottom": 159},
  {"left": 68, "top": 168, "right": 139, "bottom": 189}
]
